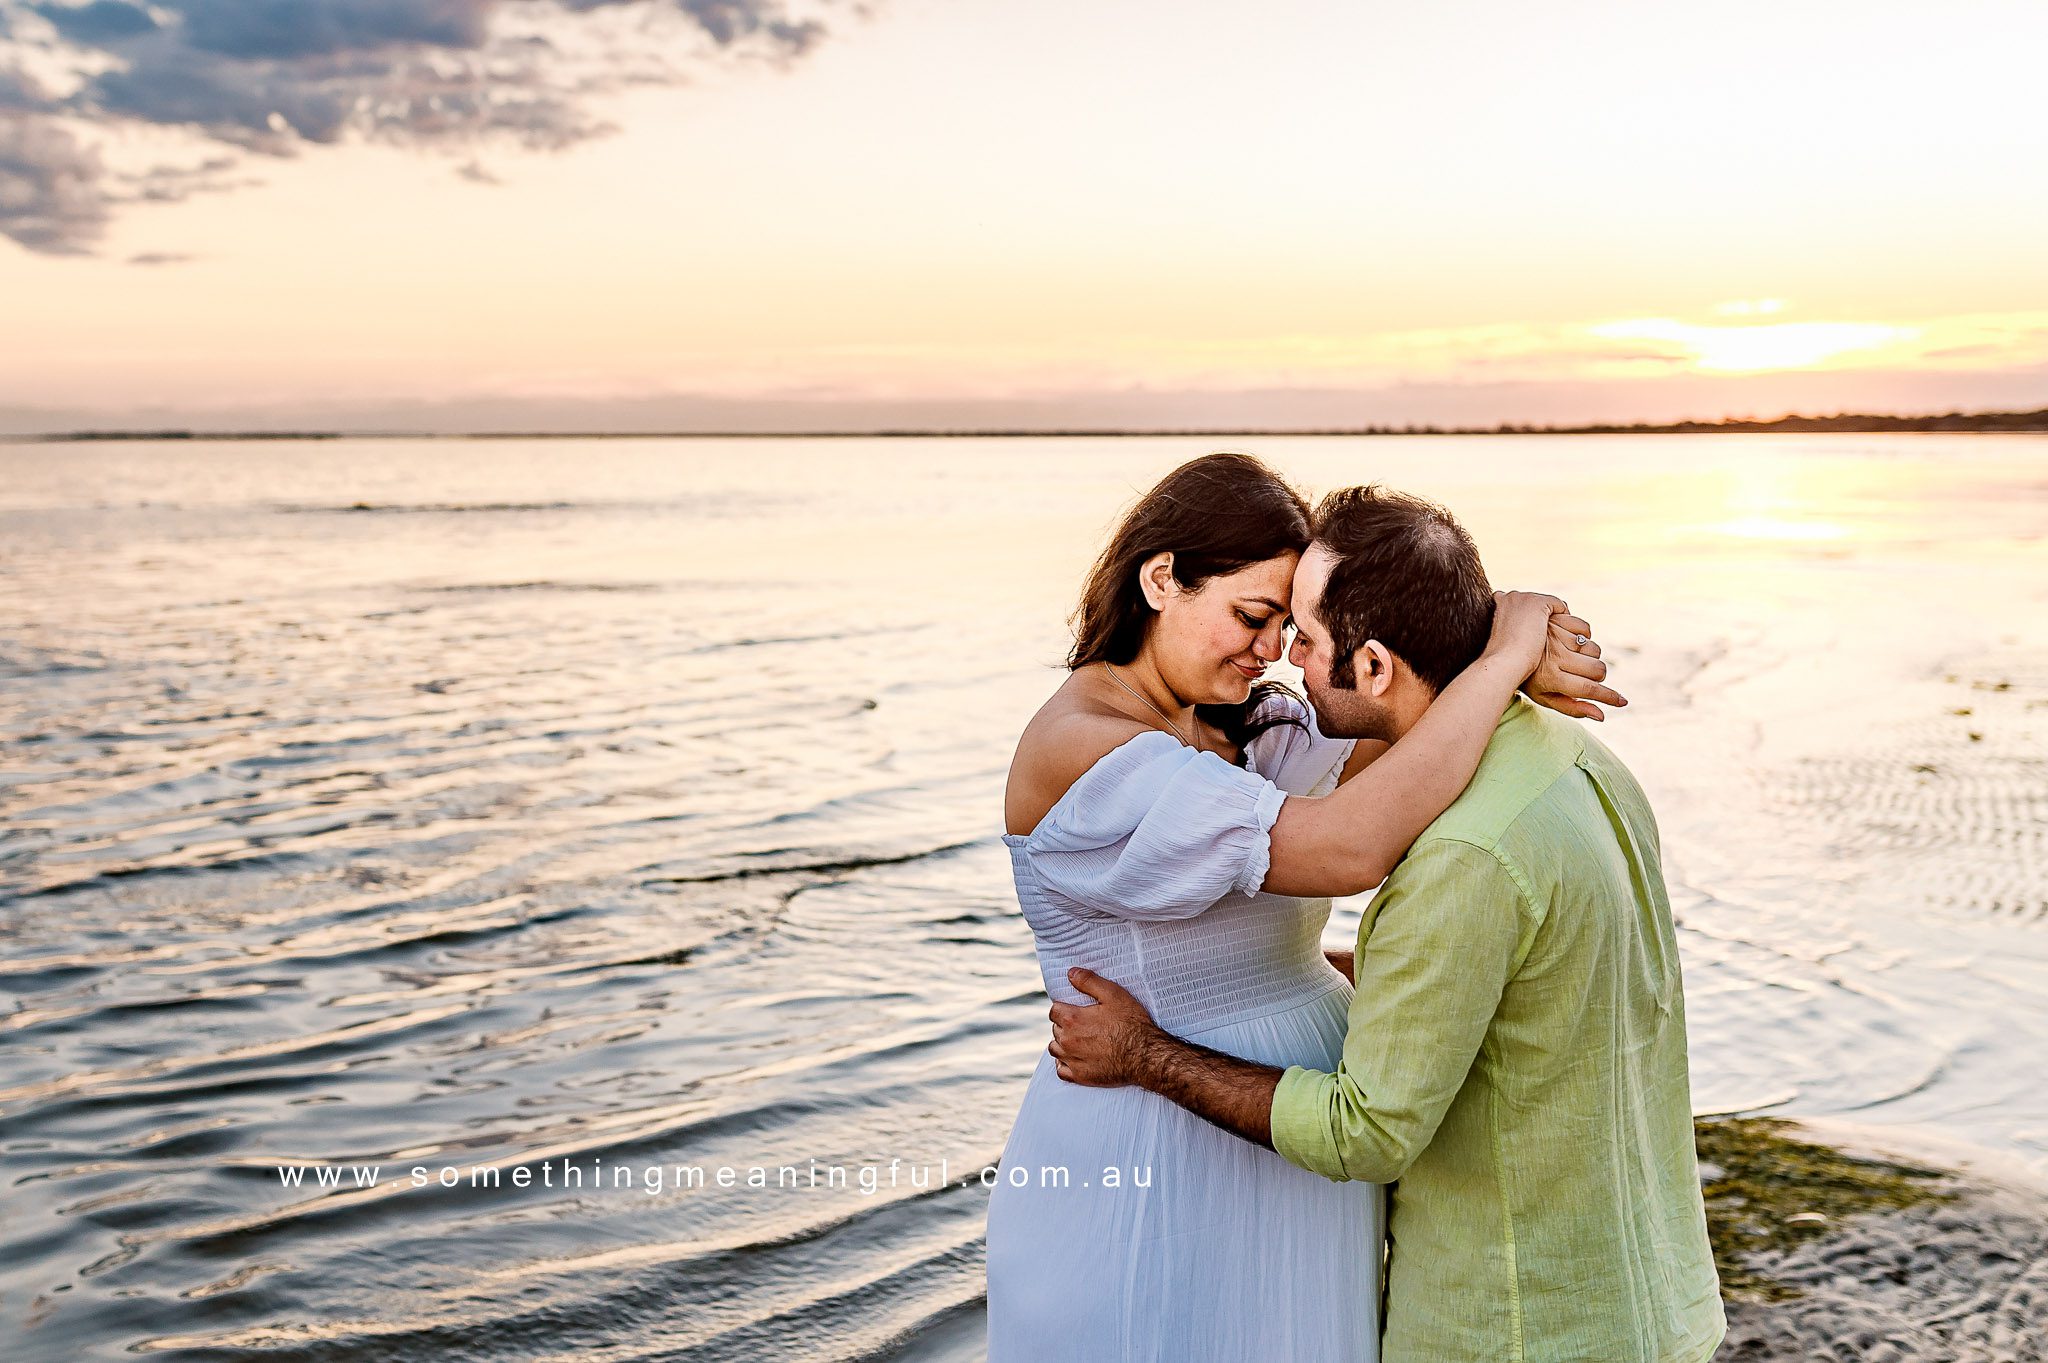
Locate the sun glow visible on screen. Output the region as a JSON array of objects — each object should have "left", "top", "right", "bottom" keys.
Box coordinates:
[
  {"left": 1588, "top": 318, "right": 1916, "bottom": 373},
  {"left": 1711, "top": 299, "right": 1787, "bottom": 317},
  {"left": 1708, "top": 515, "right": 1851, "bottom": 542}
]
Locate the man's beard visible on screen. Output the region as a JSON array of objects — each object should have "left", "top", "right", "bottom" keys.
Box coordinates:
[{"left": 1308, "top": 686, "right": 1398, "bottom": 744}]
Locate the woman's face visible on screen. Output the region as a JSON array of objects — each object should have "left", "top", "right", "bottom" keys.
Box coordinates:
[{"left": 1143, "top": 552, "right": 1298, "bottom": 705}]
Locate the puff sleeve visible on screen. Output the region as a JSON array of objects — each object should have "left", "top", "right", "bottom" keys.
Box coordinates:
[{"left": 1018, "top": 732, "right": 1287, "bottom": 920}]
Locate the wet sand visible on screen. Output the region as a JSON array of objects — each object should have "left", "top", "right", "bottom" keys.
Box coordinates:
[{"left": 1705, "top": 1117, "right": 2048, "bottom": 1362}]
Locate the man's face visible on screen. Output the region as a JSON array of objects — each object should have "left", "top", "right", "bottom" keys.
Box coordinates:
[{"left": 1288, "top": 543, "right": 1394, "bottom": 741}]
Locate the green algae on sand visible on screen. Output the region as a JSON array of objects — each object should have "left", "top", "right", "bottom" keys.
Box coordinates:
[{"left": 1695, "top": 1116, "right": 1957, "bottom": 1302}]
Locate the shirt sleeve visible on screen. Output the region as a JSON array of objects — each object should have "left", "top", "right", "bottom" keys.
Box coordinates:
[
  {"left": 1022, "top": 733, "right": 1288, "bottom": 921},
  {"left": 1268, "top": 837, "right": 1533, "bottom": 1183}
]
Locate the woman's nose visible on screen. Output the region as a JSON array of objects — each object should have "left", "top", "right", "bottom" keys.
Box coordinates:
[{"left": 1254, "top": 624, "right": 1285, "bottom": 661}]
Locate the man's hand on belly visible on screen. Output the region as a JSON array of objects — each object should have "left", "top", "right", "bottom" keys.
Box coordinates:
[{"left": 1052, "top": 968, "right": 1283, "bottom": 1152}]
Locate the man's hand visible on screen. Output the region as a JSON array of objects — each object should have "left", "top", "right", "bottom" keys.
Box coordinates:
[
  {"left": 1325, "top": 949, "right": 1355, "bottom": 982},
  {"left": 1048, "top": 967, "right": 1164, "bottom": 1088},
  {"left": 1050, "top": 967, "right": 1286, "bottom": 1148}
]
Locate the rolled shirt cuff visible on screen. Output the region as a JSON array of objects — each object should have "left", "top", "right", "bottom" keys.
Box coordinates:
[{"left": 1268, "top": 1063, "right": 1351, "bottom": 1183}]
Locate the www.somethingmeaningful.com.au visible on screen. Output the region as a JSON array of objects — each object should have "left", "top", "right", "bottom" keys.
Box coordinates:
[{"left": 275, "top": 1159, "right": 1157, "bottom": 1196}]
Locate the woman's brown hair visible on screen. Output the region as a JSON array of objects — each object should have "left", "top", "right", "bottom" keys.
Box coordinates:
[{"left": 1067, "top": 452, "right": 1311, "bottom": 754}]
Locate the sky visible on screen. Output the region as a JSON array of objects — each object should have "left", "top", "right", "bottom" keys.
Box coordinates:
[{"left": 2, "top": 0, "right": 2046, "bottom": 433}]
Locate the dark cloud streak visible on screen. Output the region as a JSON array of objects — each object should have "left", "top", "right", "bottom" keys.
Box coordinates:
[
  {"left": 0, "top": 0, "right": 838, "bottom": 253},
  {"left": 32, "top": 1, "right": 157, "bottom": 44},
  {"left": 177, "top": 0, "right": 493, "bottom": 59}
]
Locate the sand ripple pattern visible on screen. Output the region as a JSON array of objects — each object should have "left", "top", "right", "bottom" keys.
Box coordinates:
[{"left": 1765, "top": 651, "right": 2047, "bottom": 923}]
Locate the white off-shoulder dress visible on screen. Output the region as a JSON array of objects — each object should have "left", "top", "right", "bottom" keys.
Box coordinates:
[{"left": 986, "top": 697, "right": 1385, "bottom": 1363}]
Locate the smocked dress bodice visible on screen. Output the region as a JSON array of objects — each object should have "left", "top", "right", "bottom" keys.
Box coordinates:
[{"left": 1000, "top": 697, "right": 1355, "bottom": 1037}]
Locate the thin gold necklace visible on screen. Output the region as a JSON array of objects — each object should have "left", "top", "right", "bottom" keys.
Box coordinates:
[{"left": 1102, "top": 662, "right": 1192, "bottom": 747}]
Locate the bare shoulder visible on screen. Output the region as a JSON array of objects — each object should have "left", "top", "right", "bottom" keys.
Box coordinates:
[{"left": 1003, "top": 678, "right": 1152, "bottom": 838}]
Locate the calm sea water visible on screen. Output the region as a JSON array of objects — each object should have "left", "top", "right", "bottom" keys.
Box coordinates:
[{"left": 2, "top": 434, "right": 2044, "bottom": 1361}]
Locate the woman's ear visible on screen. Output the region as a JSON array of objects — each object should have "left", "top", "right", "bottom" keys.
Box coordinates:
[
  {"left": 1136, "top": 552, "right": 1176, "bottom": 611},
  {"left": 1361, "top": 640, "right": 1395, "bottom": 698}
]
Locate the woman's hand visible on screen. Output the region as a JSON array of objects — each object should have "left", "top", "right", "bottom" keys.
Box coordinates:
[
  {"left": 1528, "top": 611, "right": 1627, "bottom": 721},
  {"left": 1485, "top": 591, "right": 1627, "bottom": 721},
  {"left": 1481, "top": 590, "right": 1568, "bottom": 678}
]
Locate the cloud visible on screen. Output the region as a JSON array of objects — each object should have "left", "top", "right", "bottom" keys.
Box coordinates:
[
  {"left": 112, "top": 154, "right": 258, "bottom": 203},
  {"left": 170, "top": 0, "right": 495, "bottom": 60},
  {"left": 0, "top": 113, "right": 107, "bottom": 252},
  {"left": 0, "top": 56, "right": 50, "bottom": 109},
  {"left": 0, "top": 0, "right": 840, "bottom": 253},
  {"left": 33, "top": 0, "right": 155, "bottom": 43},
  {"left": 31, "top": 1, "right": 156, "bottom": 44}
]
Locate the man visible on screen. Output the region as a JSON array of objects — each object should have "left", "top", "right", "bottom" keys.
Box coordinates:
[{"left": 1049, "top": 485, "right": 1725, "bottom": 1363}]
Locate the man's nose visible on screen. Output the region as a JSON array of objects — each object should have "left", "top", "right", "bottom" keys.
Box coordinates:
[{"left": 1286, "top": 635, "right": 1305, "bottom": 667}]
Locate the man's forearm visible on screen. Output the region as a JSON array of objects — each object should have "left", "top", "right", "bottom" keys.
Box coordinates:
[{"left": 1133, "top": 1031, "right": 1283, "bottom": 1150}]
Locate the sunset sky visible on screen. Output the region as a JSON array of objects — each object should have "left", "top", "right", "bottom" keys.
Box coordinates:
[{"left": 3, "top": 0, "right": 2045, "bottom": 432}]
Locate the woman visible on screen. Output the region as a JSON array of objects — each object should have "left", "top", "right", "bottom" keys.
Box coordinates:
[{"left": 985, "top": 453, "right": 1615, "bottom": 1361}]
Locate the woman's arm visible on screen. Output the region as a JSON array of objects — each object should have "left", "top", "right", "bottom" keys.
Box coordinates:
[
  {"left": 1333, "top": 609, "right": 1618, "bottom": 786},
  {"left": 1335, "top": 738, "right": 1389, "bottom": 784},
  {"left": 1262, "top": 592, "right": 1561, "bottom": 898}
]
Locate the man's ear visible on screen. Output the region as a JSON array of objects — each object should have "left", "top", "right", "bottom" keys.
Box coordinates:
[
  {"left": 1136, "top": 552, "right": 1176, "bottom": 611},
  {"left": 1361, "top": 640, "right": 1396, "bottom": 698}
]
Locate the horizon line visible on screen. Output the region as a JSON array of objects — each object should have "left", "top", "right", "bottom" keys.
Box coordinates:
[{"left": 8, "top": 403, "right": 2048, "bottom": 444}]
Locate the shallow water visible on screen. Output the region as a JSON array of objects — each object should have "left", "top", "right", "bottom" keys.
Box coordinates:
[{"left": 1, "top": 433, "right": 2043, "bottom": 1360}]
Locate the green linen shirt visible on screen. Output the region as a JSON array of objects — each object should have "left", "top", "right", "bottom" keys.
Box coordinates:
[{"left": 1270, "top": 696, "right": 1725, "bottom": 1363}]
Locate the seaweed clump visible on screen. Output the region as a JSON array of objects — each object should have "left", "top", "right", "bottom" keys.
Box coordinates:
[{"left": 1694, "top": 1117, "right": 1957, "bottom": 1302}]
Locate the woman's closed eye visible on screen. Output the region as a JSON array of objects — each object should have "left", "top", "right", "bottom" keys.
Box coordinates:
[{"left": 1237, "top": 611, "right": 1273, "bottom": 630}]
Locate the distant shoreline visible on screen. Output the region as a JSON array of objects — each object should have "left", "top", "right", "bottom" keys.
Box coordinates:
[{"left": 8, "top": 405, "right": 2048, "bottom": 443}]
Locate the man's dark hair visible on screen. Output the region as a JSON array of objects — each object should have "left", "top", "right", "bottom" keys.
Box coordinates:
[{"left": 1310, "top": 484, "right": 1494, "bottom": 694}]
